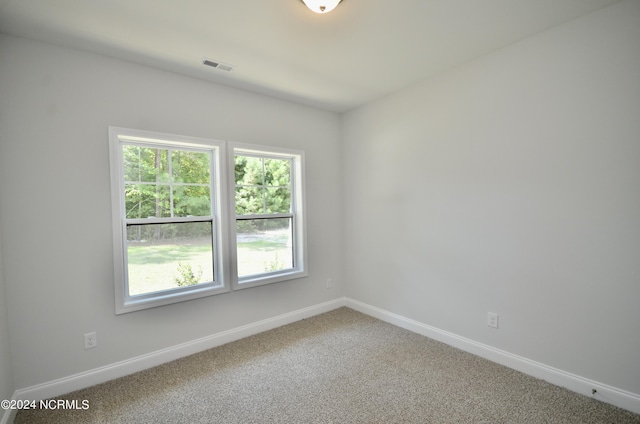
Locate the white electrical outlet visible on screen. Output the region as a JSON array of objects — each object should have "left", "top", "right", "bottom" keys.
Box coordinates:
[
  {"left": 487, "top": 312, "right": 499, "bottom": 329},
  {"left": 326, "top": 278, "right": 333, "bottom": 289},
  {"left": 84, "top": 332, "right": 97, "bottom": 349}
]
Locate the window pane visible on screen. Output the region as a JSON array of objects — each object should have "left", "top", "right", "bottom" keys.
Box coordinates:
[
  {"left": 125, "top": 184, "right": 171, "bottom": 218},
  {"left": 235, "top": 155, "right": 292, "bottom": 216},
  {"left": 265, "top": 158, "right": 290, "bottom": 186},
  {"left": 126, "top": 221, "right": 214, "bottom": 296},
  {"left": 235, "top": 186, "right": 263, "bottom": 215},
  {"left": 265, "top": 187, "right": 291, "bottom": 213},
  {"left": 123, "top": 145, "right": 169, "bottom": 183},
  {"left": 172, "top": 150, "right": 210, "bottom": 184},
  {"left": 236, "top": 218, "right": 293, "bottom": 277},
  {"left": 234, "top": 155, "right": 263, "bottom": 185},
  {"left": 173, "top": 185, "right": 211, "bottom": 217}
]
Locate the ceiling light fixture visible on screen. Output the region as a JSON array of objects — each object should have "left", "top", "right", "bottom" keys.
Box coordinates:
[{"left": 300, "top": 0, "right": 343, "bottom": 14}]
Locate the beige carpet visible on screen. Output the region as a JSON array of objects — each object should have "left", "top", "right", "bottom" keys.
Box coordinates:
[{"left": 15, "top": 307, "right": 640, "bottom": 423}]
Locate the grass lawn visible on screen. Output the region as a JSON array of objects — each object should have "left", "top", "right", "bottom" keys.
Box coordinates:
[
  {"left": 127, "top": 233, "right": 292, "bottom": 296},
  {"left": 127, "top": 243, "right": 212, "bottom": 265}
]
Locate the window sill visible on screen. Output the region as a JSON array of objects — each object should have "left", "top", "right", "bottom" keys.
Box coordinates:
[
  {"left": 233, "top": 269, "right": 308, "bottom": 290},
  {"left": 116, "top": 284, "right": 229, "bottom": 315}
]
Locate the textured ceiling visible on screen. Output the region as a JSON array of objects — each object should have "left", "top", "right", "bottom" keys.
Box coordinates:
[{"left": 0, "top": 0, "right": 621, "bottom": 112}]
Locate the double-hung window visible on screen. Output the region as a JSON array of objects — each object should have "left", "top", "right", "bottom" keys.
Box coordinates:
[
  {"left": 230, "top": 144, "right": 307, "bottom": 289},
  {"left": 109, "top": 128, "right": 228, "bottom": 314},
  {"left": 109, "top": 129, "right": 307, "bottom": 314}
]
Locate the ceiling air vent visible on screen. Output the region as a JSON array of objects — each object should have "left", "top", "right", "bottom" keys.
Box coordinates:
[{"left": 202, "top": 58, "right": 233, "bottom": 72}]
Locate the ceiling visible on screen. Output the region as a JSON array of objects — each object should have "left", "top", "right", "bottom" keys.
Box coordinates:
[{"left": 0, "top": 0, "right": 621, "bottom": 112}]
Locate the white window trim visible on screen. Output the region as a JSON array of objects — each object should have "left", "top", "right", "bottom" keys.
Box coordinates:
[
  {"left": 228, "top": 142, "right": 308, "bottom": 290},
  {"left": 109, "top": 127, "right": 230, "bottom": 314}
]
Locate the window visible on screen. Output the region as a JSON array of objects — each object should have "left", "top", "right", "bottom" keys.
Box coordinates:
[
  {"left": 109, "top": 128, "right": 228, "bottom": 314},
  {"left": 230, "top": 144, "right": 307, "bottom": 289},
  {"left": 109, "top": 129, "right": 307, "bottom": 313}
]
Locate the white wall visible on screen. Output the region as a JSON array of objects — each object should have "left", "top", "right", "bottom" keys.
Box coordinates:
[
  {"left": 0, "top": 198, "right": 14, "bottom": 406},
  {"left": 0, "top": 34, "right": 343, "bottom": 389},
  {"left": 343, "top": 0, "right": 640, "bottom": 396}
]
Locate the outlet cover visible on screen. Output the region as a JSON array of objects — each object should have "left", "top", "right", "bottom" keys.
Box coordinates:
[
  {"left": 487, "top": 312, "right": 499, "bottom": 329},
  {"left": 84, "top": 332, "right": 97, "bottom": 349}
]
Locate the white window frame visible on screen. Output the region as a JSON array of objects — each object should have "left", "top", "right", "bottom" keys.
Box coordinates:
[
  {"left": 228, "top": 143, "right": 308, "bottom": 290},
  {"left": 109, "top": 127, "right": 230, "bottom": 314}
]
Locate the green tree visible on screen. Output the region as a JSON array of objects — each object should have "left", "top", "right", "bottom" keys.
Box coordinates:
[
  {"left": 123, "top": 145, "right": 212, "bottom": 242},
  {"left": 234, "top": 155, "right": 292, "bottom": 233}
]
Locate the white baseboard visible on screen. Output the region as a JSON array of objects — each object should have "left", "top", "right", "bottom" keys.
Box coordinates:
[
  {"left": 9, "top": 298, "right": 345, "bottom": 411},
  {"left": 345, "top": 297, "right": 640, "bottom": 415}
]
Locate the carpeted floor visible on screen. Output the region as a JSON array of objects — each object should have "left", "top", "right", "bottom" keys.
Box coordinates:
[{"left": 15, "top": 307, "right": 640, "bottom": 423}]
